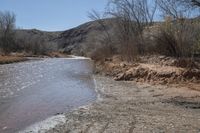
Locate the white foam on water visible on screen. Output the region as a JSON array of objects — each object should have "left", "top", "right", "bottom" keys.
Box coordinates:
[{"left": 19, "top": 115, "right": 66, "bottom": 133}]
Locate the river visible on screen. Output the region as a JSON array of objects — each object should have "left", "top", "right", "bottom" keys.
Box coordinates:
[{"left": 0, "top": 58, "right": 96, "bottom": 133}]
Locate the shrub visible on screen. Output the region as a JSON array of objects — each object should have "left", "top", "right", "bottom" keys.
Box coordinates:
[
  {"left": 83, "top": 31, "right": 116, "bottom": 60},
  {"left": 0, "top": 11, "right": 16, "bottom": 54},
  {"left": 155, "top": 18, "right": 200, "bottom": 58},
  {"left": 15, "top": 35, "right": 50, "bottom": 55}
]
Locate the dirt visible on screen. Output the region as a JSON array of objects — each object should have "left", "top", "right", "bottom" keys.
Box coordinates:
[
  {"left": 45, "top": 75, "right": 200, "bottom": 133},
  {"left": 95, "top": 55, "right": 200, "bottom": 91}
]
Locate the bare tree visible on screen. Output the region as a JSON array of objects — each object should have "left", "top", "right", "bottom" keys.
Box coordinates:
[
  {"left": 157, "top": 0, "right": 200, "bottom": 19},
  {"left": 0, "top": 11, "right": 16, "bottom": 54},
  {"left": 192, "top": 0, "right": 200, "bottom": 6},
  {"left": 182, "top": 0, "right": 200, "bottom": 7},
  {"left": 155, "top": 0, "right": 200, "bottom": 58},
  {"left": 87, "top": 10, "right": 118, "bottom": 60},
  {"left": 106, "top": 0, "right": 157, "bottom": 61},
  {"left": 87, "top": 0, "right": 158, "bottom": 61},
  {"left": 88, "top": 10, "right": 115, "bottom": 54},
  {"left": 88, "top": 10, "right": 112, "bottom": 44},
  {"left": 157, "top": 0, "right": 190, "bottom": 19},
  {"left": 20, "top": 34, "right": 50, "bottom": 55}
]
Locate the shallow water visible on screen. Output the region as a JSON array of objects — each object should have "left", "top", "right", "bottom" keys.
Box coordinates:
[{"left": 0, "top": 58, "right": 96, "bottom": 133}]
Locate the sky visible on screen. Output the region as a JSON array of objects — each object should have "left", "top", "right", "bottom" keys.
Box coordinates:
[{"left": 0, "top": 0, "right": 108, "bottom": 31}]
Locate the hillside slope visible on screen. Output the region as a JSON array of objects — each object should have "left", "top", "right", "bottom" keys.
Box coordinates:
[
  {"left": 56, "top": 19, "right": 114, "bottom": 55},
  {"left": 15, "top": 19, "right": 114, "bottom": 55},
  {"left": 16, "top": 29, "right": 61, "bottom": 44}
]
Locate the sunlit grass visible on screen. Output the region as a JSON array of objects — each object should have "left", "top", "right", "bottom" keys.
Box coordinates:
[{"left": 0, "top": 56, "right": 27, "bottom": 64}]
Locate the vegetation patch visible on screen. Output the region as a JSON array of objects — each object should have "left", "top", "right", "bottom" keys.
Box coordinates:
[
  {"left": 95, "top": 55, "right": 200, "bottom": 88},
  {"left": 0, "top": 56, "right": 27, "bottom": 64}
]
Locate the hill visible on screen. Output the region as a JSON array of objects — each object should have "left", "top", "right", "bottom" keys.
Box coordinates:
[{"left": 15, "top": 19, "right": 115, "bottom": 55}]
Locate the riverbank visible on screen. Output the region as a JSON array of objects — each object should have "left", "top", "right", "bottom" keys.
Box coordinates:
[
  {"left": 0, "top": 52, "right": 72, "bottom": 65},
  {"left": 0, "top": 56, "right": 28, "bottom": 64},
  {"left": 95, "top": 55, "right": 200, "bottom": 91},
  {"left": 42, "top": 75, "right": 200, "bottom": 133}
]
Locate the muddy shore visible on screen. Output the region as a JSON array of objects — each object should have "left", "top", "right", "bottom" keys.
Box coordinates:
[{"left": 43, "top": 75, "right": 200, "bottom": 133}]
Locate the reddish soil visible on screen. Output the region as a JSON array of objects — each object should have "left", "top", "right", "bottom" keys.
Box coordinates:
[{"left": 95, "top": 55, "right": 200, "bottom": 91}]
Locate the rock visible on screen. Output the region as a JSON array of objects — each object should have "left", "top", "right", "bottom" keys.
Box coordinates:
[
  {"left": 182, "top": 69, "right": 200, "bottom": 79},
  {"left": 105, "top": 58, "right": 112, "bottom": 62},
  {"left": 136, "top": 67, "right": 148, "bottom": 78},
  {"left": 120, "top": 63, "right": 126, "bottom": 68},
  {"left": 191, "top": 77, "right": 197, "bottom": 82},
  {"left": 156, "top": 71, "right": 176, "bottom": 78},
  {"left": 114, "top": 73, "right": 125, "bottom": 81}
]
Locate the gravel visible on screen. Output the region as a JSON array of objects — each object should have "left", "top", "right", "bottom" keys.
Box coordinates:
[{"left": 45, "top": 75, "right": 200, "bottom": 133}]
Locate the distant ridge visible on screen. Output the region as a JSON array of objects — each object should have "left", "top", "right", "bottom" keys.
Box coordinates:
[{"left": 16, "top": 18, "right": 115, "bottom": 55}]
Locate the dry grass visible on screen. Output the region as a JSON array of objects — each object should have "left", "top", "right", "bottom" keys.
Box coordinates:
[
  {"left": 95, "top": 55, "right": 200, "bottom": 91},
  {"left": 0, "top": 56, "right": 27, "bottom": 64},
  {"left": 46, "top": 52, "right": 72, "bottom": 58}
]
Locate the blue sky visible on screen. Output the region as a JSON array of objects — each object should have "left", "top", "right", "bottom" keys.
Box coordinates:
[{"left": 0, "top": 0, "right": 108, "bottom": 31}]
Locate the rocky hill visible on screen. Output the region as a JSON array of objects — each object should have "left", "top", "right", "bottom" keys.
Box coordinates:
[
  {"left": 15, "top": 29, "right": 61, "bottom": 45},
  {"left": 16, "top": 19, "right": 115, "bottom": 55},
  {"left": 56, "top": 19, "right": 114, "bottom": 55}
]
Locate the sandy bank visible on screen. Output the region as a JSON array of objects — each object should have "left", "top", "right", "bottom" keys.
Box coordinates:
[{"left": 43, "top": 75, "right": 200, "bottom": 133}]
